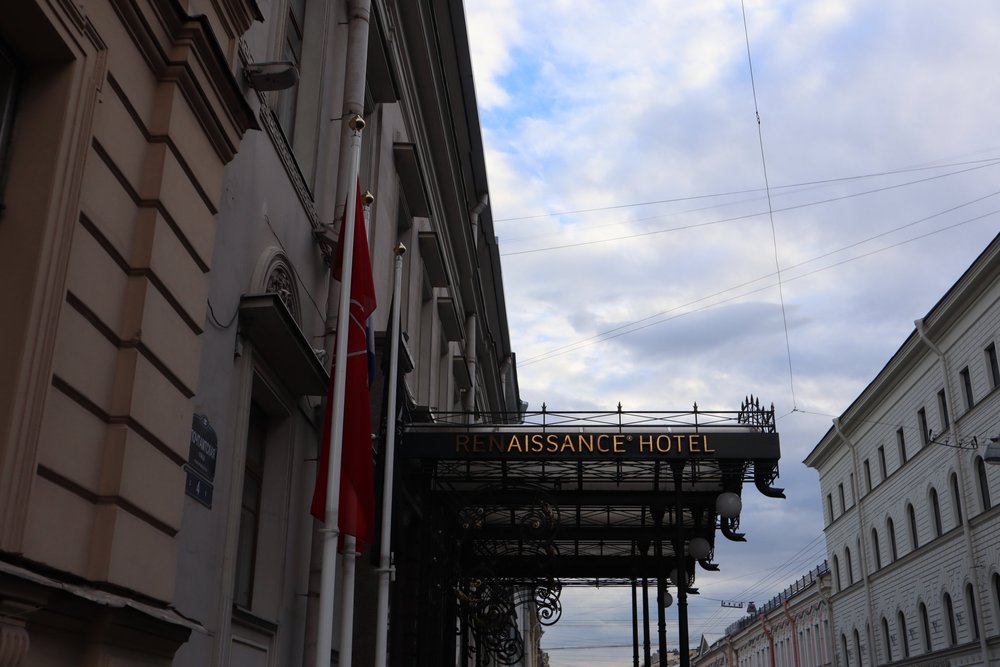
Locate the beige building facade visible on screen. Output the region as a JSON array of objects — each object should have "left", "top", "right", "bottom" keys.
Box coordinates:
[
  {"left": 804, "top": 233, "right": 1000, "bottom": 666},
  {"left": 0, "top": 0, "right": 522, "bottom": 665}
]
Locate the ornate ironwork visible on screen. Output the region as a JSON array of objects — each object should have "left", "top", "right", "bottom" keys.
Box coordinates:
[{"left": 533, "top": 578, "right": 563, "bottom": 626}]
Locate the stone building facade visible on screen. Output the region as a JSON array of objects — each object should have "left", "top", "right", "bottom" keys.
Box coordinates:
[
  {"left": 0, "top": 0, "right": 521, "bottom": 665},
  {"left": 804, "top": 233, "right": 1000, "bottom": 666}
]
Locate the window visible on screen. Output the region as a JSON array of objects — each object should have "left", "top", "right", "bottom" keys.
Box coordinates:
[
  {"left": 965, "top": 583, "right": 980, "bottom": 641},
  {"left": 919, "top": 602, "right": 931, "bottom": 652},
  {"left": 950, "top": 473, "right": 963, "bottom": 525},
  {"left": 827, "top": 493, "right": 834, "bottom": 523},
  {"left": 878, "top": 445, "right": 887, "bottom": 481},
  {"left": 897, "top": 428, "right": 907, "bottom": 465},
  {"left": 863, "top": 459, "right": 872, "bottom": 493},
  {"left": 977, "top": 457, "right": 992, "bottom": 512},
  {"left": 845, "top": 547, "right": 854, "bottom": 585},
  {"left": 871, "top": 527, "right": 881, "bottom": 569},
  {"left": 937, "top": 389, "right": 950, "bottom": 431},
  {"left": 849, "top": 473, "right": 855, "bottom": 506},
  {"left": 838, "top": 483, "right": 846, "bottom": 513},
  {"left": 275, "top": 0, "right": 306, "bottom": 142},
  {"left": 918, "top": 408, "right": 929, "bottom": 446},
  {"left": 887, "top": 518, "right": 898, "bottom": 562},
  {"left": 0, "top": 40, "right": 16, "bottom": 213},
  {"left": 833, "top": 555, "right": 841, "bottom": 592},
  {"left": 930, "top": 488, "right": 942, "bottom": 538},
  {"left": 881, "top": 617, "right": 892, "bottom": 662},
  {"left": 898, "top": 611, "right": 910, "bottom": 657},
  {"left": 987, "top": 342, "right": 1000, "bottom": 389},
  {"left": 234, "top": 403, "right": 268, "bottom": 608},
  {"left": 944, "top": 593, "right": 957, "bottom": 645},
  {"left": 907, "top": 503, "right": 918, "bottom": 550},
  {"left": 853, "top": 629, "right": 862, "bottom": 667},
  {"left": 960, "top": 366, "right": 974, "bottom": 410},
  {"left": 993, "top": 573, "right": 1000, "bottom": 625}
]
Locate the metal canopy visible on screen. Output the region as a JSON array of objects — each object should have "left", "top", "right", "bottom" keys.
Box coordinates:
[{"left": 397, "top": 399, "right": 784, "bottom": 587}]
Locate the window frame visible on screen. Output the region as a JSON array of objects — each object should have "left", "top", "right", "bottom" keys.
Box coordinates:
[
  {"left": 986, "top": 342, "right": 1000, "bottom": 389},
  {"left": 937, "top": 389, "right": 950, "bottom": 431},
  {"left": 959, "top": 366, "right": 974, "bottom": 410}
]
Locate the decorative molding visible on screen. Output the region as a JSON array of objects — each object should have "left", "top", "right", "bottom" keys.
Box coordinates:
[{"left": 110, "top": 0, "right": 259, "bottom": 163}]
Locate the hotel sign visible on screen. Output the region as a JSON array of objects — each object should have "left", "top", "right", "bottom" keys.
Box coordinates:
[{"left": 401, "top": 429, "right": 780, "bottom": 461}]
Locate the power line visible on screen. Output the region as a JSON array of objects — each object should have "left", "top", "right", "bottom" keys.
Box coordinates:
[
  {"left": 518, "top": 203, "right": 1000, "bottom": 366},
  {"left": 740, "top": 0, "right": 797, "bottom": 408},
  {"left": 494, "top": 156, "right": 1000, "bottom": 223},
  {"left": 499, "top": 159, "right": 1000, "bottom": 257}
]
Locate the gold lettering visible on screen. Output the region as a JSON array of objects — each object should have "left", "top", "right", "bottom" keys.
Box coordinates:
[
  {"left": 657, "top": 435, "right": 672, "bottom": 453},
  {"left": 561, "top": 435, "right": 576, "bottom": 453},
  {"left": 673, "top": 434, "right": 685, "bottom": 452},
  {"left": 456, "top": 435, "right": 470, "bottom": 452},
  {"left": 688, "top": 434, "right": 701, "bottom": 453},
  {"left": 639, "top": 435, "right": 653, "bottom": 453},
  {"left": 704, "top": 434, "right": 715, "bottom": 453},
  {"left": 613, "top": 434, "right": 625, "bottom": 453},
  {"left": 473, "top": 435, "right": 485, "bottom": 452},
  {"left": 579, "top": 434, "right": 594, "bottom": 453},
  {"left": 530, "top": 434, "right": 546, "bottom": 452},
  {"left": 508, "top": 434, "right": 525, "bottom": 453},
  {"left": 596, "top": 435, "right": 610, "bottom": 453},
  {"left": 489, "top": 435, "right": 505, "bottom": 452}
]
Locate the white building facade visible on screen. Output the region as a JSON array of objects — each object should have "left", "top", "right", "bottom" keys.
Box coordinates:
[{"left": 804, "top": 233, "right": 1000, "bottom": 666}]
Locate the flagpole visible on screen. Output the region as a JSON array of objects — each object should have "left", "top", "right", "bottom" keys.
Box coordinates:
[
  {"left": 374, "top": 242, "right": 406, "bottom": 666},
  {"left": 337, "top": 534, "right": 358, "bottom": 665},
  {"left": 315, "top": 115, "right": 363, "bottom": 667}
]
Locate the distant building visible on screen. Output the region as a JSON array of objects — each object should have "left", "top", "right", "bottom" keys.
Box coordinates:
[
  {"left": 804, "top": 233, "right": 1000, "bottom": 665},
  {"left": 693, "top": 563, "right": 833, "bottom": 667}
]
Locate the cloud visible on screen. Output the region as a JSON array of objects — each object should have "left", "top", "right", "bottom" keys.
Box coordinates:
[{"left": 464, "top": 0, "right": 1000, "bottom": 662}]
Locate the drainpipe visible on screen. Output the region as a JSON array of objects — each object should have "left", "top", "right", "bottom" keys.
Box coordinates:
[
  {"left": 833, "top": 418, "right": 878, "bottom": 663},
  {"left": 914, "top": 318, "right": 991, "bottom": 664},
  {"left": 462, "top": 194, "right": 487, "bottom": 418},
  {"left": 781, "top": 600, "right": 800, "bottom": 667},
  {"left": 462, "top": 313, "right": 476, "bottom": 415},
  {"left": 470, "top": 193, "right": 488, "bottom": 251}
]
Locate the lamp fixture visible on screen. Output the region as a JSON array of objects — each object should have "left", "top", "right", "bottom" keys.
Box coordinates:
[
  {"left": 717, "top": 492, "right": 742, "bottom": 518},
  {"left": 985, "top": 436, "right": 1000, "bottom": 465}
]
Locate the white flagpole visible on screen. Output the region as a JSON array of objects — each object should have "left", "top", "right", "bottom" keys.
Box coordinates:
[
  {"left": 337, "top": 534, "right": 358, "bottom": 665},
  {"left": 374, "top": 242, "right": 406, "bottom": 666},
  {"left": 315, "top": 117, "right": 363, "bottom": 667}
]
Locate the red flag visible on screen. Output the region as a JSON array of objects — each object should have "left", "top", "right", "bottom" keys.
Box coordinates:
[{"left": 311, "top": 179, "right": 377, "bottom": 552}]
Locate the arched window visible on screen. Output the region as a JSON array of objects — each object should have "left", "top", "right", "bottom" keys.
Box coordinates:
[
  {"left": 841, "top": 633, "right": 849, "bottom": 667},
  {"left": 944, "top": 593, "right": 957, "bottom": 646},
  {"left": 950, "top": 472, "right": 963, "bottom": 525},
  {"left": 887, "top": 517, "right": 898, "bottom": 562},
  {"left": 919, "top": 602, "right": 931, "bottom": 652},
  {"left": 881, "top": 616, "right": 892, "bottom": 662},
  {"left": 976, "top": 457, "right": 992, "bottom": 512},
  {"left": 898, "top": 610, "right": 910, "bottom": 657},
  {"left": 907, "top": 503, "right": 919, "bottom": 550},
  {"left": 965, "top": 583, "right": 980, "bottom": 641},
  {"left": 832, "top": 554, "right": 841, "bottom": 592},
  {"left": 930, "top": 488, "right": 943, "bottom": 537},
  {"left": 871, "top": 527, "right": 881, "bottom": 569},
  {"left": 845, "top": 547, "right": 854, "bottom": 585},
  {"left": 853, "top": 629, "right": 862, "bottom": 667}
]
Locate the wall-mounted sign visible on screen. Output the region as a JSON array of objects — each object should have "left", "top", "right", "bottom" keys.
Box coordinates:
[
  {"left": 401, "top": 429, "right": 780, "bottom": 461},
  {"left": 185, "top": 413, "right": 218, "bottom": 508}
]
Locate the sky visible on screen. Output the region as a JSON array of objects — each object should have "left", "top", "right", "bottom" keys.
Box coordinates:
[{"left": 462, "top": 1, "right": 1000, "bottom": 664}]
